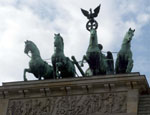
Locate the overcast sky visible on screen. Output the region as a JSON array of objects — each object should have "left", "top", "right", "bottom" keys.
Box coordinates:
[{"left": 0, "top": 0, "right": 150, "bottom": 85}]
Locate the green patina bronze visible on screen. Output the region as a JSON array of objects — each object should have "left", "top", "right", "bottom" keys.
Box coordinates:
[
  {"left": 81, "top": 29, "right": 107, "bottom": 76},
  {"left": 51, "top": 34, "right": 76, "bottom": 78},
  {"left": 115, "top": 28, "right": 135, "bottom": 74},
  {"left": 81, "top": 4, "right": 100, "bottom": 31},
  {"left": 106, "top": 51, "right": 114, "bottom": 74},
  {"left": 24, "top": 40, "right": 53, "bottom": 81},
  {"left": 23, "top": 5, "right": 136, "bottom": 80},
  {"left": 97, "top": 44, "right": 114, "bottom": 75}
]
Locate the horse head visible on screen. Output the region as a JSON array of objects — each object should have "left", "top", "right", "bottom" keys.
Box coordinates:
[
  {"left": 24, "top": 40, "right": 40, "bottom": 57},
  {"left": 24, "top": 40, "right": 32, "bottom": 55},
  {"left": 90, "top": 29, "right": 97, "bottom": 40},
  {"left": 123, "top": 28, "right": 135, "bottom": 44},
  {"left": 88, "top": 29, "right": 98, "bottom": 48},
  {"left": 54, "top": 33, "right": 64, "bottom": 52}
]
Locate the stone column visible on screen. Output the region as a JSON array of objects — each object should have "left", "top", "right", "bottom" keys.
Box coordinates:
[
  {"left": 0, "top": 98, "right": 9, "bottom": 115},
  {"left": 127, "top": 89, "right": 139, "bottom": 115}
]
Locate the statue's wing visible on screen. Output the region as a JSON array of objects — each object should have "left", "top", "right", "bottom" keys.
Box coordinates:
[
  {"left": 93, "top": 4, "right": 101, "bottom": 17},
  {"left": 81, "top": 8, "right": 89, "bottom": 19}
]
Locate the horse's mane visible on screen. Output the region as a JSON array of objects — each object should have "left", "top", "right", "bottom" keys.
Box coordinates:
[
  {"left": 122, "top": 35, "right": 129, "bottom": 45},
  {"left": 27, "top": 40, "right": 38, "bottom": 48},
  {"left": 25, "top": 40, "right": 40, "bottom": 55},
  {"left": 59, "top": 36, "right": 64, "bottom": 46}
]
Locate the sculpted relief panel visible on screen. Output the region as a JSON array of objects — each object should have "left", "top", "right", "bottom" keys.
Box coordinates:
[{"left": 7, "top": 92, "right": 127, "bottom": 115}]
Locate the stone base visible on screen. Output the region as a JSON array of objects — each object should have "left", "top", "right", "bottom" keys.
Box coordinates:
[{"left": 0, "top": 72, "right": 149, "bottom": 115}]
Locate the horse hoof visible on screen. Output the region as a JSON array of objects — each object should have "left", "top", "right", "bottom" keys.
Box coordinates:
[{"left": 24, "top": 78, "right": 28, "bottom": 81}]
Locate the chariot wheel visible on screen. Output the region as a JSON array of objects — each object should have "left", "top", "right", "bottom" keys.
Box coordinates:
[{"left": 86, "top": 20, "right": 98, "bottom": 31}]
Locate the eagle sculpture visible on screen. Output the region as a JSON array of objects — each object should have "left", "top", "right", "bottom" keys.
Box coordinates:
[{"left": 81, "top": 4, "right": 101, "bottom": 20}]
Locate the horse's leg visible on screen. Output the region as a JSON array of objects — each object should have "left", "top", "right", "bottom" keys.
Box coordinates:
[
  {"left": 53, "top": 63, "right": 59, "bottom": 79},
  {"left": 38, "top": 74, "right": 41, "bottom": 80},
  {"left": 39, "top": 77, "right": 41, "bottom": 80},
  {"left": 56, "top": 63, "right": 61, "bottom": 79},
  {"left": 23, "top": 68, "right": 32, "bottom": 81},
  {"left": 45, "top": 66, "right": 53, "bottom": 79},
  {"left": 101, "top": 54, "right": 108, "bottom": 74},
  {"left": 53, "top": 67, "right": 56, "bottom": 79},
  {"left": 115, "top": 54, "right": 120, "bottom": 74},
  {"left": 126, "top": 58, "right": 133, "bottom": 73}
]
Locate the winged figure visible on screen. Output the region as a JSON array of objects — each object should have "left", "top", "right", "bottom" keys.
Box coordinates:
[{"left": 81, "top": 4, "right": 101, "bottom": 20}]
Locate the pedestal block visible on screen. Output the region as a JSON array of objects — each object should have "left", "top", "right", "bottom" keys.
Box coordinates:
[{"left": 0, "top": 73, "right": 149, "bottom": 115}]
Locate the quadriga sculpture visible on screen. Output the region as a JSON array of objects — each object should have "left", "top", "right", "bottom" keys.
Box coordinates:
[
  {"left": 115, "top": 28, "right": 135, "bottom": 74},
  {"left": 81, "top": 29, "right": 107, "bottom": 75},
  {"left": 24, "top": 40, "right": 53, "bottom": 81},
  {"left": 51, "top": 33, "right": 76, "bottom": 78}
]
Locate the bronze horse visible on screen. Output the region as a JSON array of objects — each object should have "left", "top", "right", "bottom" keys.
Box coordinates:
[
  {"left": 115, "top": 28, "right": 135, "bottom": 74},
  {"left": 51, "top": 34, "right": 76, "bottom": 78},
  {"left": 81, "top": 29, "right": 107, "bottom": 76},
  {"left": 24, "top": 40, "right": 53, "bottom": 81}
]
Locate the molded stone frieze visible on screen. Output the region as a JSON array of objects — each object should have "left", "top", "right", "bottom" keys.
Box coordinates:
[{"left": 7, "top": 92, "right": 127, "bottom": 115}]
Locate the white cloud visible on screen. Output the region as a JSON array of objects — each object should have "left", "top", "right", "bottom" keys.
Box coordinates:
[
  {"left": 137, "top": 13, "right": 150, "bottom": 24},
  {"left": 0, "top": 0, "right": 150, "bottom": 84},
  {"left": 0, "top": 4, "right": 55, "bottom": 83}
]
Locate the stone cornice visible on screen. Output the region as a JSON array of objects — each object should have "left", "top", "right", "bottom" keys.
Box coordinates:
[{"left": 0, "top": 72, "right": 149, "bottom": 98}]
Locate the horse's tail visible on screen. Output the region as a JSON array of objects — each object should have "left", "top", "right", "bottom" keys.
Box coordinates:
[{"left": 126, "top": 58, "right": 133, "bottom": 73}]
